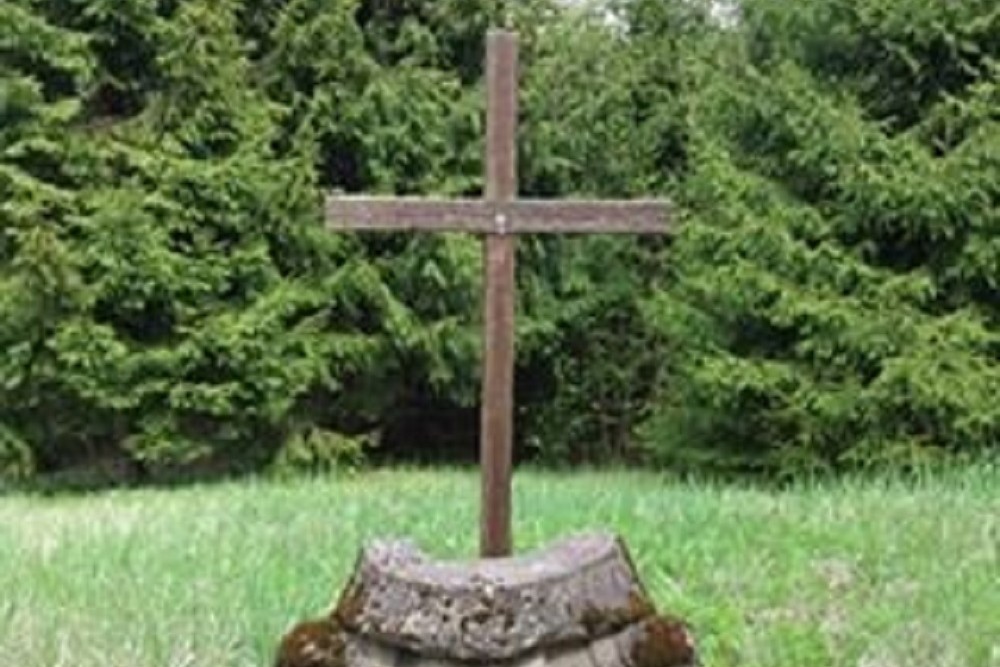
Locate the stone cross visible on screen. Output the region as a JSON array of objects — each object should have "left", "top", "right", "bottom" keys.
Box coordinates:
[{"left": 326, "top": 30, "right": 672, "bottom": 558}]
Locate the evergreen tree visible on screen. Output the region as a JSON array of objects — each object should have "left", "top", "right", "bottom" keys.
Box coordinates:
[
  {"left": 67, "top": 0, "right": 348, "bottom": 472},
  {"left": 644, "top": 0, "right": 1000, "bottom": 474},
  {"left": 513, "top": 2, "right": 703, "bottom": 462},
  {"left": 5, "top": 0, "right": 995, "bottom": 482},
  {"left": 0, "top": 2, "right": 94, "bottom": 478}
]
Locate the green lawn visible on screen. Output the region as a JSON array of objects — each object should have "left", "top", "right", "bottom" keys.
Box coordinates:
[{"left": 1, "top": 468, "right": 997, "bottom": 667}]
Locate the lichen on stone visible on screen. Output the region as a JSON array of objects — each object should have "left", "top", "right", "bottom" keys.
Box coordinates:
[
  {"left": 274, "top": 618, "right": 346, "bottom": 667},
  {"left": 631, "top": 615, "right": 697, "bottom": 667},
  {"left": 580, "top": 590, "right": 657, "bottom": 638},
  {"left": 332, "top": 578, "right": 366, "bottom": 630}
]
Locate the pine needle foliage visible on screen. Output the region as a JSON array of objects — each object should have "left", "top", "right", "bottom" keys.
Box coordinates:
[
  {"left": 643, "top": 0, "right": 1000, "bottom": 475},
  {"left": 2, "top": 0, "right": 997, "bottom": 481}
]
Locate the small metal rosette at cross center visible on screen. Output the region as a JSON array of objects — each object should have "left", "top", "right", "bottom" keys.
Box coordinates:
[{"left": 276, "top": 532, "right": 697, "bottom": 667}]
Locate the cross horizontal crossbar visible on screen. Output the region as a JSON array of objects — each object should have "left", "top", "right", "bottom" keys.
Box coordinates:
[{"left": 325, "top": 196, "right": 673, "bottom": 235}]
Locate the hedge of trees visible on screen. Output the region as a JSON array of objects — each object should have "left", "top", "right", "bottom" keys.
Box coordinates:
[{"left": 2, "top": 0, "right": 997, "bottom": 483}]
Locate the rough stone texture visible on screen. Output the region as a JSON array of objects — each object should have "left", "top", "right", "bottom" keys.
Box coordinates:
[
  {"left": 276, "top": 532, "right": 697, "bottom": 667},
  {"left": 342, "top": 617, "right": 693, "bottom": 667},
  {"left": 335, "top": 533, "right": 653, "bottom": 661}
]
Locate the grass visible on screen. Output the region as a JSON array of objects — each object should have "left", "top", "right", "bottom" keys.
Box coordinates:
[{"left": 0, "top": 466, "right": 998, "bottom": 667}]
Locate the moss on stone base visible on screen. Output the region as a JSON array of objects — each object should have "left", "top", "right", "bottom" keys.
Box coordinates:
[
  {"left": 274, "top": 618, "right": 346, "bottom": 667},
  {"left": 631, "top": 616, "right": 697, "bottom": 667}
]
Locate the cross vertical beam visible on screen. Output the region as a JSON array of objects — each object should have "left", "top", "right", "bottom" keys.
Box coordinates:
[{"left": 480, "top": 30, "right": 518, "bottom": 558}]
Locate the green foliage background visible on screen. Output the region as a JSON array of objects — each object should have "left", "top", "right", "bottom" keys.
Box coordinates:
[
  {"left": 643, "top": 0, "right": 1000, "bottom": 475},
  {"left": 1, "top": 0, "right": 997, "bottom": 482}
]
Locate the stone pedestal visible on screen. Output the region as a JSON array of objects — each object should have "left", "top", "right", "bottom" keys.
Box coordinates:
[{"left": 276, "top": 533, "right": 696, "bottom": 667}]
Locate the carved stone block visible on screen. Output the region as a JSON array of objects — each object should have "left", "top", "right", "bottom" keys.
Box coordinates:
[{"left": 276, "top": 533, "right": 696, "bottom": 667}]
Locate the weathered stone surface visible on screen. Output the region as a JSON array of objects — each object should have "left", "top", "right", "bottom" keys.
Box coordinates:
[
  {"left": 333, "top": 533, "right": 652, "bottom": 661},
  {"left": 278, "top": 618, "right": 696, "bottom": 667},
  {"left": 276, "top": 532, "right": 698, "bottom": 667}
]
